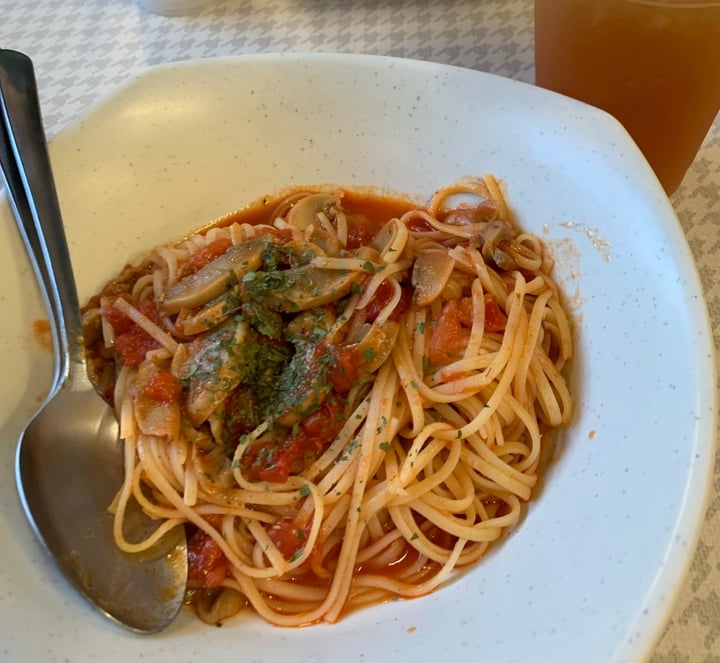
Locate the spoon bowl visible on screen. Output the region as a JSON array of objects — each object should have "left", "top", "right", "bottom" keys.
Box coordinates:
[
  {"left": 0, "top": 49, "right": 187, "bottom": 633},
  {"left": 16, "top": 376, "right": 188, "bottom": 631}
]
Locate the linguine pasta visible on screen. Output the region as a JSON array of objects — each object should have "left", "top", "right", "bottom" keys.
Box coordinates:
[{"left": 82, "top": 175, "right": 573, "bottom": 626}]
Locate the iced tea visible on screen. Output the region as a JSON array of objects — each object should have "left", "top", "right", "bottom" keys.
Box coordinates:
[{"left": 534, "top": 0, "right": 720, "bottom": 194}]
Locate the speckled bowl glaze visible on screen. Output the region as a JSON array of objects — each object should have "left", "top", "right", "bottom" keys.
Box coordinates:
[{"left": 0, "top": 53, "right": 715, "bottom": 663}]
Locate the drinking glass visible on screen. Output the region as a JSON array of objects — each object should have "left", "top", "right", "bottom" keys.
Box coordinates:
[{"left": 534, "top": 0, "right": 720, "bottom": 195}]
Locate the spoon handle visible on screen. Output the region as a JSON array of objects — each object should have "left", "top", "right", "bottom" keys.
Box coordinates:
[{"left": 0, "top": 49, "right": 84, "bottom": 391}]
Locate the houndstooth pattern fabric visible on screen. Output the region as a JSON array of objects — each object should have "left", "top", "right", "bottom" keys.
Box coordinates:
[
  {"left": 2, "top": 0, "right": 538, "bottom": 135},
  {"left": 2, "top": 1, "right": 719, "bottom": 661}
]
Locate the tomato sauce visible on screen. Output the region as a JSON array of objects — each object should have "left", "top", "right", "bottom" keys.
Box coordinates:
[
  {"left": 210, "top": 186, "right": 418, "bottom": 242},
  {"left": 31, "top": 318, "right": 53, "bottom": 352}
]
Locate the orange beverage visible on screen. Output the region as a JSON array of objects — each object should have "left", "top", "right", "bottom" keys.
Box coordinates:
[{"left": 534, "top": 0, "right": 720, "bottom": 194}]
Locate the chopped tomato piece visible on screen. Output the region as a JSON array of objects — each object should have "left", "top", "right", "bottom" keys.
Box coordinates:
[
  {"left": 325, "top": 344, "right": 359, "bottom": 394},
  {"left": 428, "top": 298, "right": 472, "bottom": 366},
  {"left": 188, "top": 237, "right": 233, "bottom": 272},
  {"left": 109, "top": 299, "right": 164, "bottom": 367},
  {"left": 187, "top": 518, "right": 229, "bottom": 589},
  {"left": 428, "top": 295, "right": 507, "bottom": 366},
  {"left": 141, "top": 370, "right": 182, "bottom": 403},
  {"left": 242, "top": 393, "right": 345, "bottom": 483},
  {"left": 267, "top": 513, "right": 312, "bottom": 559},
  {"left": 483, "top": 293, "right": 507, "bottom": 332},
  {"left": 242, "top": 435, "right": 304, "bottom": 483},
  {"left": 100, "top": 294, "right": 135, "bottom": 335},
  {"left": 114, "top": 329, "right": 161, "bottom": 367},
  {"left": 457, "top": 296, "right": 474, "bottom": 326},
  {"left": 297, "top": 392, "right": 345, "bottom": 450}
]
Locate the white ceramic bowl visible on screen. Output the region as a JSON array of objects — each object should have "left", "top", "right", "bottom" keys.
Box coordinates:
[{"left": 0, "top": 53, "right": 715, "bottom": 663}]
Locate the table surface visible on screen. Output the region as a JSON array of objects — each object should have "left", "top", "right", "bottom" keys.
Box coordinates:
[{"left": 2, "top": 1, "right": 719, "bottom": 661}]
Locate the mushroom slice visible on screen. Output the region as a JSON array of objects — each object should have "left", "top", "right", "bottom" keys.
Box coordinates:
[
  {"left": 272, "top": 341, "right": 329, "bottom": 428},
  {"left": 162, "top": 237, "right": 269, "bottom": 314},
  {"left": 176, "top": 290, "right": 242, "bottom": 336},
  {"left": 473, "top": 220, "right": 515, "bottom": 270},
  {"left": 339, "top": 318, "right": 400, "bottom": 382},
  {"left": 179, "top": 319, "right": 253, "bottom": 427},
  {"left": 245, "top": 264, "right": 362, "bottom": 312},
  {"left": 351, "top": 319, "right": 400, "bottom": 378},
  {"left": 411, "top": 250, "right": 456, "bottom": 307},
  {"left": 286, "top": 192, "right": 344, "bottom": 256},
  {"left": 285, "top": 306, "right": 337, "bottom": 345}
]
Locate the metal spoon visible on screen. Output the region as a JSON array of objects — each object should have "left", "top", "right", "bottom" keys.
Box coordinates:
[{"left": 0, "top": 49, "right": 187, "bottom": 633}]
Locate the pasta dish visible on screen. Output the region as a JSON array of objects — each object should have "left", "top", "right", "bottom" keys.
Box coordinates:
[{"left": 82, "top": 175, "right": 573, "bottom": 626}]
